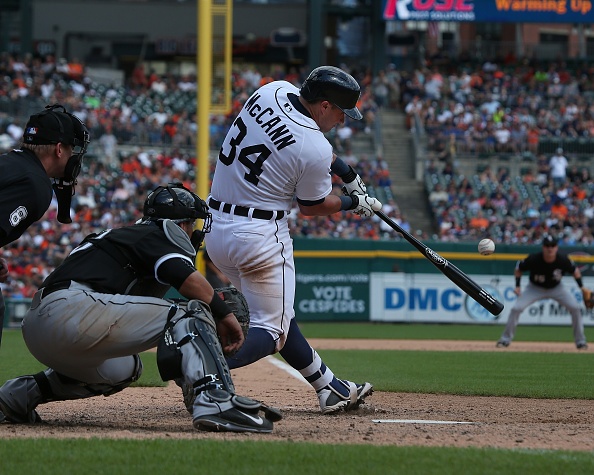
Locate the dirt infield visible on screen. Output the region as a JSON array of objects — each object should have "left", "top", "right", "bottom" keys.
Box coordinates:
[{"left": 1, "top": 339, "right": 592, "bottom": 451}]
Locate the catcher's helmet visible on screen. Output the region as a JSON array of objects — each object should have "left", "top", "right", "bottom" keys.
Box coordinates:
[
  {"left": 144, "top": 183, "right": 208, "bottom": 221},
  {"left": 300, "top": 66, "right": 362, "bottom": 120},
  {"left": 143, "top": 183, "right": 212, "bottom": 249}
]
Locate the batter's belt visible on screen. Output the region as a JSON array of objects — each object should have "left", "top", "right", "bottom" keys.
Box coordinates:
[{"left": 208, "top": 198, "right": 285, "bottom": 221}]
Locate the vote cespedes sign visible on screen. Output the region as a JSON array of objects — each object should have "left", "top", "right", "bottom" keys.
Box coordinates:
[{"left": 383, "top": 0, "right": 592, "bottom": 23}]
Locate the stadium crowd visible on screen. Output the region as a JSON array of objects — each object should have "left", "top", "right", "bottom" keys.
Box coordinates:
[
  {"left": 402, "top": 59, "right": 594, "bottom": 158},
  {"left": 2, "top": 51, "right": 594, "bottom": 298},
  {"left": 0, "top": 52, "right": 411, "bottom": 298},
  {"left": 409, "top": 57, "right": 594, "bottom": 245}
]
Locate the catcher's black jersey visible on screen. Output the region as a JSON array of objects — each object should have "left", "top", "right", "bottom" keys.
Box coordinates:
[
  {"left": 517, "top": 252, "right": 576, "bottom": 289},
  {"left": 42, "top": 221, "right": 196, "bottom": 297},
  {"left": 0, "top": 148, "right": 53, "bottom": 247}
]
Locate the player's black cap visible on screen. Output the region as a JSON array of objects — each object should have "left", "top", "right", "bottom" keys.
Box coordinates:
[
  {"left": 23, "top": 104, "right": 85, "bottom": 147},
  {"left": 542, "top": 235, "right": 558, "bottom": 246}
]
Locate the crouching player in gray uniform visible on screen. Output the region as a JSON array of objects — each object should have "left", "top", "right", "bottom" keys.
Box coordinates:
[
  {"left": 0, "top": 183, "right": 281, "bottom": 433},
  {"left": 497, "top": 234, "right": 588, "bottom": 350}
]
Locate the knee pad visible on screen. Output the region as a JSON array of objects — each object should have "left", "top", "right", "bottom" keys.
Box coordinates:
[{"left": 98, "top": 354, "right": 143, "bottom": 396}]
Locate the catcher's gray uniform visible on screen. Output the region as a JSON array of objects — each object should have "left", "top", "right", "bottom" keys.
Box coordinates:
[{"left": 0, "top": 184, "right": 280, "bottom": 432}]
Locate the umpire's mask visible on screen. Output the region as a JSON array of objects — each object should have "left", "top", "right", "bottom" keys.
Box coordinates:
[{"left": 24, "top": 104, "right": 90, "bottom": 223}]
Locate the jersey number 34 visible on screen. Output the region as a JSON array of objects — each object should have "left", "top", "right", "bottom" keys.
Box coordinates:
[{"left": 219, "top": 117, "right": 271, "bottom": 186}]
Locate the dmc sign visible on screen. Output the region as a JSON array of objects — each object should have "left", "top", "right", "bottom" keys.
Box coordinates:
[{"left": 385, "top": 287, "right": 464, "bottom": 311}]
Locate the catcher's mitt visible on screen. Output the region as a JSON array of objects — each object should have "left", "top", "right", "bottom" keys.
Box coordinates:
[
  {"left": 582, "top": 288, "right": 594, "bottom": 309},
  {"left": 214, "top": 286, "right": 250, "bottom": 339}
]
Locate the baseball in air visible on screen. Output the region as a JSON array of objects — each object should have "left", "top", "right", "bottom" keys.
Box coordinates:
[{"left": 478, "top": 239, "right": 495, "bottom": 256}]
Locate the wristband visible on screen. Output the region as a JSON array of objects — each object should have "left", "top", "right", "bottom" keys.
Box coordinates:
[
  {"left": 576, "top": 277, "right": 583, "bottom": 288},
  {"left": 515, "top": 277, "right": 521, "bottom": 287},
  {"left": 339, "top": 195, "right": 357, "bottom": 211},
  {"left": 209, "top": 291, "right": 232, "bottom": 320},
  {"left": 331, "top": 157, "right": 357, "bottom": 183}
]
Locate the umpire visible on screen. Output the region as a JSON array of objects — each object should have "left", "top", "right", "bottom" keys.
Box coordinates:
[
  {"left": 0, "top": 104, "right": 89, "bottom": 347},
  {"left": 497, "top": 235, "right": 588, "bottom": 350},
  {"left": 0, "top": 183, "right": 280, "bottom": 433}
]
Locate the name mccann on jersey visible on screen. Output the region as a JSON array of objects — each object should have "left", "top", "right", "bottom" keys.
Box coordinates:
[{"left": 244, "top": 93, "right": 297, "bottom": 151}]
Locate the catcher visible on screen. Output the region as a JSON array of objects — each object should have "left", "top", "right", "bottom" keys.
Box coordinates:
[
  {"left": 497, "top": 234, "right": 589, "bottom": 350},
  {"left": 0, "top": 183, "right": 280, "bottom": 432}
]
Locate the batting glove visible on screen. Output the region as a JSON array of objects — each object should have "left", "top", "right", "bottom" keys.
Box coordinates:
[
  {"left": 341, "top": 166, "right": 367, "bottom": 196},
  {"left": 351, "top": 193, "right": 382, "bottom": 217}
]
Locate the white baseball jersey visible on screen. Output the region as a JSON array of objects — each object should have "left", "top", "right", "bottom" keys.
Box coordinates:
[
  {"left": 210, "top": 81, "right": 333, "bottom": 211},
  {"left": 206, "top": 80, "right": 335, "bottom": 350}
]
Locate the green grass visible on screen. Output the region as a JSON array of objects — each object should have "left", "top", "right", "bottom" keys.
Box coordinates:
[
  {"left": 313, "top": 350, "right": 594, "bottom": 398},
  {"left": 0, "top": 439, "right": 592, "bottom": 475},
  {"left": 2, "top": 326, "right": 593, "bottom": 399},
  {"left": 298, "top": 322, "right": 594, "bottom": 342},
  {"left": 1, "top": 325, "right": 593, "bottom": 474}
]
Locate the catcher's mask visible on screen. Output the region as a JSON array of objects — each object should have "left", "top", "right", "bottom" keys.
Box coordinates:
[
  {"left": 143, "top": 182, "right": 212, "bottom": 250},
  {"left": 24, "top": 103, "right": 90, "bottom": 223}
]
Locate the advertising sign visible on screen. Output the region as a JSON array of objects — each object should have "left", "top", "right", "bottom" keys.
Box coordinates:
[
  {"left": 383, "top": 0, "right": 592, "bottom": 23},
  {"left": 370, "top": 273, "right": 594, "bottom": 325},
  {"left": 295, "top": 273, "right": 370, "bottom": 321}
]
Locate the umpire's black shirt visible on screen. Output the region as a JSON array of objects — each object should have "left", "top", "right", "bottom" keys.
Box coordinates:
[{"left": 0, "top": 148, "right": 53, "bottom": 247}]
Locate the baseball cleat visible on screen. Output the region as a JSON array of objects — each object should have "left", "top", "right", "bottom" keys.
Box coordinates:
[
  {"left": 576, "top": 342, "right": 588, "bottom": 350},
  {"left": 192, "top": 389, "right": 280, "bottom": 433},
  {"left": 496, "top": 340, "right": 510, "bottom": 348},
  {"left": 194, "top": 407, "right": 274, "bottom": 433},
  {"left": 317, "top": 379, "right": 373, "bottom": 414}
]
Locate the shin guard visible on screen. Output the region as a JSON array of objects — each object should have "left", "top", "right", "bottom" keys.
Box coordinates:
[{"left": 168, "top": 301, "right": 235, "bottom": 394}]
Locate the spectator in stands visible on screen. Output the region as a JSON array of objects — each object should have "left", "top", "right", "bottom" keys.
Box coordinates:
[
  {"left": 341, "top": 146, "right": 358, "bottom": 167},
  {"left": 98, "top": 123, "right": 118, "bottom": 166},
  {"left": 428, "top": 183, "right": 449, "bottom": 205},
  {"left": 371, "top": 70, "right": 390, "bottom": 108},
  {"left": 535, "top": 154, "right": 550, "bottom": 184},
  {"left": 490, "top": 190, "right": 508, "bottom": 211},
  {"left": 469, "top": 210, "right": 490, "bottom": 231},
  {"left": 526, "top": 124, "right": 540, "bottom": 155},
  {"left": 334, "top": 123, "right": 353, "bottom": 152},
  {"left": 549, "top": 148, "right": 568, "bottom": 187},
  {"left": 550, "top": 197, "right": 569, "bottom": 221},
  {"left": 404, "top": 95, "right": 422, "bottom": 130}
]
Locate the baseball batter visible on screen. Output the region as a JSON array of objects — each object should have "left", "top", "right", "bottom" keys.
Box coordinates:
[
  {"left": 497, "top": 234, "right": 588, "bottom": 349},
  {"left": 205, "top": 65, "right": 381, "bottom": 413},
  {"left": 0, "top": 184, "right": 280, "bottom": 432},
  {"left": 0, "top": 104, "right": 89, "bottom": 347}
]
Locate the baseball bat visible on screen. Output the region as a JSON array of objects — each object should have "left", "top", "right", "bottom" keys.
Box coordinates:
[{"left": 375, "top": 210, "right": 504, "bottom": 316}]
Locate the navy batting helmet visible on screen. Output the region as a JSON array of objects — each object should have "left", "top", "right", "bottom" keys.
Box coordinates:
[
  {"left": 300, "top": 66, "right": 362, "bottom": 120},
  {"left": 300, "top": 66, "right": 363, "bottom": 120}
]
